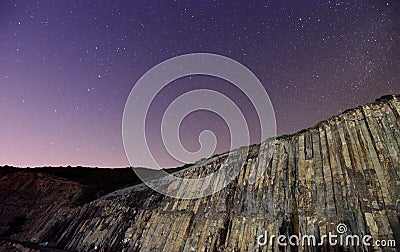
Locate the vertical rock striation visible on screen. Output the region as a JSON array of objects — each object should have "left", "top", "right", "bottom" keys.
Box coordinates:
[{"left": 2, "top": 95, "right": 400, "bottom": 251}]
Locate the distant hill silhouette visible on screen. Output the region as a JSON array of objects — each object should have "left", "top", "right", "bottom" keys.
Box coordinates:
[{"left": 0, "top": 165, "right": 189, "bottom": 206}]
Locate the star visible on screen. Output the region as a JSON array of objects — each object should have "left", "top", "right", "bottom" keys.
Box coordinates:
[{"left": 0, "top": 0, "right": 399, "bottom": 167}]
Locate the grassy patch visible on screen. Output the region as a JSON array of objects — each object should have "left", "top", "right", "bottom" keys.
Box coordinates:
[
  {"left": 272, "top": 93, "right": 400, "bottom": 142},
  {"left": 375, "top": 94, "right": 395, "bottom": 103}
]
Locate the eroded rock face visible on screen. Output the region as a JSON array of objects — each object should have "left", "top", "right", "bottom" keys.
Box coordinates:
[
  {"left": 0, "top": 172, "right": 83, "bottom": 241},
  {"left": 0, "top": 95, "right": 399, "bottom": 251}
]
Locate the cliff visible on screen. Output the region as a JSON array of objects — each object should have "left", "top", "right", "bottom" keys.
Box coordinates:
[{"left": 0, "top": 94, "right": 399, "bottom": 251}]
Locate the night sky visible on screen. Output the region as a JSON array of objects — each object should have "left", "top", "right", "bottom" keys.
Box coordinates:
[{"left": 1, "top": 0, "right": 399, "bottom": 168}]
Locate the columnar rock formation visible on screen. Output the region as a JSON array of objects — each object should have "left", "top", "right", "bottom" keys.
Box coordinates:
[{"left": 0, "top": 94, "right": 399, "bottom": 251}]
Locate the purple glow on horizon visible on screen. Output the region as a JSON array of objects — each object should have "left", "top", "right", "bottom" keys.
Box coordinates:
[{"left": 0, "top": 0, "right": 399, "bottom": 168}]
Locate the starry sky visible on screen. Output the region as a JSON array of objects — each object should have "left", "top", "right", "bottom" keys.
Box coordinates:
[{"left": 0, "top": 0, "right": 399, "bottom": 168}]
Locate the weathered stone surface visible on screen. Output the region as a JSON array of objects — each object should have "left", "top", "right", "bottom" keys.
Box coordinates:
[
  {"left": 0, "top": 94, "right": 399, "bottom": 251},
  {"left": 0, "top": 172, "right": 83, "bottom": 241}
]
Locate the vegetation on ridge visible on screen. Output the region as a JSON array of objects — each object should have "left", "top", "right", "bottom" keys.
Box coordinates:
[
  {"left": 0, "top": 94, "right": 398, "bottom": 205},
  {"left": 272, "top": 93, "right": 398, "bottom": 141}
]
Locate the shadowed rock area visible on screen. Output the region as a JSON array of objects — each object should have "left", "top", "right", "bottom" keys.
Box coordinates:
[{"left": 0, "top": 94, "right": 399, "bottom": 251}]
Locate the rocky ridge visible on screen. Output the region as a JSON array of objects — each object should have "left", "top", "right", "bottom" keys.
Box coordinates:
[{"left": 0, "top": 94, "right": 399, "bottom": 251}]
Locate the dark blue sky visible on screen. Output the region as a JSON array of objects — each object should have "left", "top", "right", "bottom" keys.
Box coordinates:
[{"left": 1, "top": 0, "right": 399, "bottom": 167}]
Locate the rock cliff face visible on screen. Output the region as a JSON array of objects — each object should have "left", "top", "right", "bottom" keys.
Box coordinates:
[
  {"left": 0, "top": 95, "right": 399, "bottom": 251},
  {"left": 0, "top": 172, "right": 83, "bottom": 239}
]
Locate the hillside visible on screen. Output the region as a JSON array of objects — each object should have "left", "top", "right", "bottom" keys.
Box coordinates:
[{"left": 0, "top": 94, "right": 399, "bottom": 251}]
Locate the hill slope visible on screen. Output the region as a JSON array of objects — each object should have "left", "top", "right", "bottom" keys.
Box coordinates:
[{"left": 0, "top": 94, "right": 399, "bottom": 251}]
